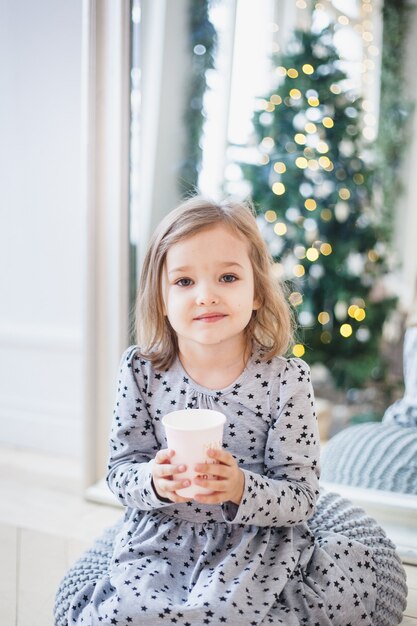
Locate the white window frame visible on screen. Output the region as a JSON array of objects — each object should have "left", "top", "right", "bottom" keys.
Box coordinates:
[{"left": 81, "top": 0, "right": 131, "bottom": 490}]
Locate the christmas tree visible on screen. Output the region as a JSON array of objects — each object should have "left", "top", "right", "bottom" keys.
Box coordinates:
[{"left": 238, "top": 26, "right": 396, "bottom": 389}]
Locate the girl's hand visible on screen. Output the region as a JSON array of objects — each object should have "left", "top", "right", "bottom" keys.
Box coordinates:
[
  {"left": 193, "top": 448, "right": 245, "bottom": 506},
  {"left": 152, "top": 449, "right": 192, "bottom": 503}
]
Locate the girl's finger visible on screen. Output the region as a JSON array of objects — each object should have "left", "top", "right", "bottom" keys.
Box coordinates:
[
  {"left": 194, "top": 463, "right": 230, "bottom": 478},
  {"left": 158, "top": 477, "right": 190, "bottom": 492},
  {"left": 206, "top": 448, "right": 234, "bottom": 465},
  {"left": 154, "top": 449, "right": 174, "bottom": 464},
  {"left": 154, "top": 463, "right": 187, "bottom": 478}
]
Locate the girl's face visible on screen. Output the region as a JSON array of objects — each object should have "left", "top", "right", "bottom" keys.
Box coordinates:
[{"left": 163, "top": 224, "right": 260, "bottom": 356}]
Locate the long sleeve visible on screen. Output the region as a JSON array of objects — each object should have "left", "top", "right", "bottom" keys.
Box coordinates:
[
  {"left": 222, "top": 358, "right": 320, "bottom": 527},
  {"left": 106, "top": 347, "right": 172, "bottom": 510}
]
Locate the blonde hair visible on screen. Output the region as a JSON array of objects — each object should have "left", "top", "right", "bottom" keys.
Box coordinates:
[{"left": 136, "top": 196, "right": 294, "bottom": 370}]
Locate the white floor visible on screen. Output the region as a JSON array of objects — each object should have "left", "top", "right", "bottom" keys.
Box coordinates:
[
  {"left": 0, "top": 445, "right": 416, "bottom": 625},
  {"left": 0, "top": 446, "right": 121, "bottom": 626}
]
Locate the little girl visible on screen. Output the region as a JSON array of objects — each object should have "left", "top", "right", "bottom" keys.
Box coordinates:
[{"left": 70, "top": 197, "right": 377, "bottom": 625}]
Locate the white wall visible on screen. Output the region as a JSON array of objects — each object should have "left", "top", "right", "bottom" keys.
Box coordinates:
[{"left": 0, "top": 0, "right": 84, "bottom": 456}]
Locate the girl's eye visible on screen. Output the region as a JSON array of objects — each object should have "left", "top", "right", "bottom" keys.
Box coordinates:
[
  {"left": 221, "top": 274, "right": 237, "bottom": 283},
  {"left": 175, "top": 278, "right": 193, "bottom": 287}
]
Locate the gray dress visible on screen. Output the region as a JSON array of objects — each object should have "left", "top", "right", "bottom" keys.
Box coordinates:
[{"left": 69, "top": 344, "right": 377, "bottom": 625}]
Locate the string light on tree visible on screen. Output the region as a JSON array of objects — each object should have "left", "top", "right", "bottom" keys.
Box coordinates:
[
  {"left": 318, "top": 311, "right": 330, "bottom": 325},
  {"left": 274, "top": 162, "right": 286, "bottom": 173},
  {"left": 289, "top": 292, "right": 303, "bottom": 307},
  {"left": 292, "top": 344, "right": 306, "bottom": 357},
  {"left": 294, "top": 264, "right": 306, "bottom": 277},
  {"left": 321, "top": 331, "right": 332, "bottom": 344},
  {"left": 320, "top": 243, "right": 332, "bottom": 255},
  {"left": 340, "top": 323, "right": 353, "bottom": 338},
  {"left": 274, "top": 222, "right": 287, "bottom": 236},
  {"left": 265, "top": 210, "right": 277, "bottom": 222},
  {"left": 272, "top": 182, "right": 286, "bottom": 196}
]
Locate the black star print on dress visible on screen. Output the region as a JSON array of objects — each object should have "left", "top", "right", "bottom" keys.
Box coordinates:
[{"left": 68, "top": 344, "right": 377, "bottom": 625}]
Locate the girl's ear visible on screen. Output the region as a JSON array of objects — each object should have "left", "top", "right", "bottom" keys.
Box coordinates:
[{"left": 253, "top": 295, "right": 261, "bottom": 311}]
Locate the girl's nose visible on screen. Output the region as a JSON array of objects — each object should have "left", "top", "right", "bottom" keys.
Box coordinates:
[{"left": 196, "top": 288, "right": 219, "bottom": 306}]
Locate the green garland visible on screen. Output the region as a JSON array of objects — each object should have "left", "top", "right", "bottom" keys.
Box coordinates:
[
  {"left": 376, "top": 0, "right": 414, "bottom": 239},
  {"left": 179, "top": 0, "right": 217, "bottom": 197}
]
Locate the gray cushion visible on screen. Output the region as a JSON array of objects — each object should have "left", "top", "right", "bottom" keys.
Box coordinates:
[{"left": 321, "top": 422, "right": 417, "bottom": 494}]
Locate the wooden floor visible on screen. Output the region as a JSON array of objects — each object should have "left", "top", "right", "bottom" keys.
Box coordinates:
[{"left": 0, "top": 445, "right": 416, "bottom": 625}]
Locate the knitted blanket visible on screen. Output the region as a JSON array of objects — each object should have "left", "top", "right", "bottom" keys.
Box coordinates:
[{"left": 321, "top": 422, "right": 417, "bottom": 494}]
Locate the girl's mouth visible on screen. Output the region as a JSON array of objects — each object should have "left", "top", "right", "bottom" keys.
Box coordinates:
[{"left": 194, "top": 313, "right": 227, "bottom": 323}]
